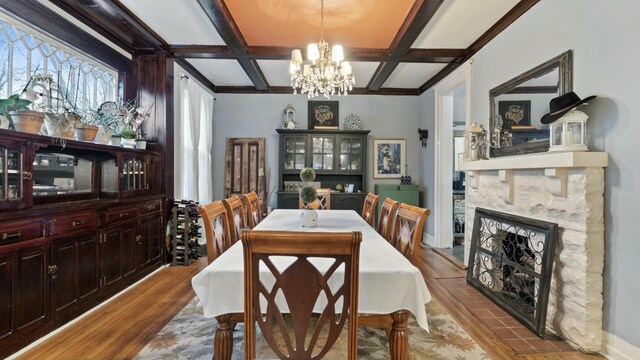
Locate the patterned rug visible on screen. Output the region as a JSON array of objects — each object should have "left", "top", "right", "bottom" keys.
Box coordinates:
[{"left": 135, "top": 298, "right": 489, "bottom": 359}]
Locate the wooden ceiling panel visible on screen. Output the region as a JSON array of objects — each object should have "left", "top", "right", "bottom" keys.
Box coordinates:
[
  {"left": 223, "top": 0, "right": 416, "bottom": 48},
  {"left": 187, "top": 59, "right": 254, "bottom": 86}
]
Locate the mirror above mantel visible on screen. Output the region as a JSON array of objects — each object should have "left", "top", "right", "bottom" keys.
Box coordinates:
[{"left": 490, "top": 50, "right": 573, "bottom": 157}]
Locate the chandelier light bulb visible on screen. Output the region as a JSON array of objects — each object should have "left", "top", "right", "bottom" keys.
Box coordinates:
[
  {"left": 291, "top": 49, "right": 303, "bottom": 63},
  {"left": 307, "top": 43, "right": 320, "bottom": 62},
  {"left": 331, "top": 45, "right": 344, "bottom": 63}
]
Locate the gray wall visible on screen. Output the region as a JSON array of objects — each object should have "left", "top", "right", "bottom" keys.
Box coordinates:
[
  {"left": 464, "top": 0, "right": 639, "bottom": 347},
  {"left": 211, "top": 94, "right": 421, "bottom": 208},
  {"left": 419, "top": 89, "right": 436, "bottom": 238}
]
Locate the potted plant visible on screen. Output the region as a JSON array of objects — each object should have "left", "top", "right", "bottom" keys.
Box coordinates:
[
  {"left": 0, "top": 94, "right": 44, "bottom": 134},
  {"left": 299, "top": 167, "right": 319, "bottom": 227},
  {"left": 119, "top": 127, "right": 137, "bottom": 148}
]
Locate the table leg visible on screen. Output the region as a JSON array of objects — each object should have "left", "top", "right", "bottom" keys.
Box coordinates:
[
  {"left": 389, "top": 310, "right": 409, "bottom": 360},
  {"left": 214, "top": 314, "right": 233, "bottom": 360}
]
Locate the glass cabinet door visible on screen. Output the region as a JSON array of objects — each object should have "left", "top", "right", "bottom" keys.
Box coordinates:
[
  {"left": 122, "top": 156, "right": 147, "bottom": 192},
  {"left": 283, "top": 135, "right": 307, "bottom": 170},
  {"left": 338, "top": 136, "right": 363, "bottom": 171},
  {"left": 0, "top": 141, "right": 28, "bottom": 209},
  {"left": 311, "top": 136, "right": 334, "bottom": 171}
]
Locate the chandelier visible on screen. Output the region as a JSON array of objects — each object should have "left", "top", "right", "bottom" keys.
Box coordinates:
[{"left": 289, "top": 0, "right": 355, "bottom": 98}]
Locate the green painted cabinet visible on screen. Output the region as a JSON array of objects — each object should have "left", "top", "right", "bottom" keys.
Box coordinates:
[{"left": 374, "top": 184, "right": 420, "bottom": 223}]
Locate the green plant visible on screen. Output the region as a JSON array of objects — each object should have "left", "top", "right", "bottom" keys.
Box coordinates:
[
  {"left": 299, "top": 167, "right": 316, "bottom": 182},
  {"left": 300, "top": 186, "right": 317, "bottom": 204},
  {"left": 120, "top": 127, "right": 137, "bottom": 139},
  {"left": 0, "top": 94, "right": 32, "bottom": 129}
]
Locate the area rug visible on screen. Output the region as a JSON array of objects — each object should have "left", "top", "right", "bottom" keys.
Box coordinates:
[{"left": 135, "top": 298, "right": 489, "bottom": 359}]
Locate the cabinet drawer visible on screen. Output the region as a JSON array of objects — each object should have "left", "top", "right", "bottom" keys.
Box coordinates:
[
  {"left": 139, "top": 199, "right": 162, "bottom": 215},
  {"left": 49, "top": 212, "right": 101, "bottom": 236},
  {"left": 105, "top": 206, "right": 139, "bottom": 224},
  {"left": 0, "top": 220, "right": 43, "bottom": 245}
]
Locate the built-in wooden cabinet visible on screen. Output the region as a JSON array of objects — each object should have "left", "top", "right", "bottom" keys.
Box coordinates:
[
  {"left": 0, "top": 129, "right": 166, "bottom": 358},
  {"left": 277, "top": 129, "right": 369, "bottom": 211}
]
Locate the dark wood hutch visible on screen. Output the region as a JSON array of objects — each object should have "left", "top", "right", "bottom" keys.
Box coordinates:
[
  {"left": 0, "top": 1, "right": 178, "bottom": 357},
  {"left": 276, "top": 129, "right": 370, "bottom": 212}
]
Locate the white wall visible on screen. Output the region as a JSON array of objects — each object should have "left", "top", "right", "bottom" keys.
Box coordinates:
[
  {"left": 211, "top": 94, "right": 421, "bottom": 208},
  {"left": 460, "top": 0, "right": 640, "bottom": 348}
]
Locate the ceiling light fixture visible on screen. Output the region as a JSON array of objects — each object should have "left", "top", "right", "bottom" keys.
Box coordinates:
[{"left": 290, "top": 0, "right": 355, "bottom": 99}]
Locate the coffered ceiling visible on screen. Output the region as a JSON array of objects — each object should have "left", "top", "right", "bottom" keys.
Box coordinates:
[{"left": 45, "top": 0, "right": 540, "bottom": 95}]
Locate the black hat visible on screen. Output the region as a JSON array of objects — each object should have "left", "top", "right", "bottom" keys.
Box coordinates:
[{"left": 541, "top": 92, "right": 596, "bottom": 124}]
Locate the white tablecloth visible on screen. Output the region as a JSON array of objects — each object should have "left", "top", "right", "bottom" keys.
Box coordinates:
[{"left": 191, "top": 209, "right": 431, "bottom": 330}]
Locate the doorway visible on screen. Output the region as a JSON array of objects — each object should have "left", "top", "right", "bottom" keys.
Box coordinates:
[{"left": 433, "top": 63, "right": 470, "bottom": 265}]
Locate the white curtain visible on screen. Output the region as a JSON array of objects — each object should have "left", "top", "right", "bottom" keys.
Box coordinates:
[{"left": 174, "top": 68, "right": 215, "bottom": 203}]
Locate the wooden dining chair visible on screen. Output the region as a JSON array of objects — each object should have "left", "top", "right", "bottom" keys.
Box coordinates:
[
  {"left": 197, "top": 201, "right": 232, "bottom": 264},
  {"left": 222, "top": 195, "right": 247, "bottom": 245},
  {"left": 377, "top": 198, "right": 400, "bottom": 242},
  {"left": 298, "top": 188, "right": 331, "bottom": 210},
  {"left": 242, "top": 191, "right": 263, "bottom": 229},
  {"left": 390, "top": 203, "right": 431, "bottom": 266},
  {"left": 241, "top": 229, "right": 362, "bottom": 360},
  {"left": 361, "top": 192, "right": 380, "bottom": 227}
]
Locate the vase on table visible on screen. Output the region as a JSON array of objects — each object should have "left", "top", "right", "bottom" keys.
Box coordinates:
[{"left": 301, "top": 209, "right": 318, "bottom": 228}]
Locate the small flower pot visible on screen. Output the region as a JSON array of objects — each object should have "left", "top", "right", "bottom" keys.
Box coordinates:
[
  {"left": 10, "top": 110, "right": 44, "bottom": 134},
  {"left": 94, "top": 126, "right": 113, "bottom": 144},
  {"left": 75, "top": 125, "right": 99, "bottom": 142},
  {"left": 121, "top": 138, "right": 136, "bottom": 149},
  {"left": 109, "top": 136, "right": 122, "bottom": 147},
  {"left": 135, "top": 139, "right": 147, "bottom": 150}
]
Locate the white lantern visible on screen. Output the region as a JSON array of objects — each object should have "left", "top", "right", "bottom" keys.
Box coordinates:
[
  {"left": 464, "top": 123, "right": 488, "bottom": 161},
  {"left": 548, "top": 109, "right": 588, "bottom": 152}
]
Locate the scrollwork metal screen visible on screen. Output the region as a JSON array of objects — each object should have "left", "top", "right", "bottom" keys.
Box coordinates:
[
  {"left": 467, "top": 208, "right": 557, "bottom": 337},
  {"left": 0, "top": 9, "right": 118, "bottom": 112}
]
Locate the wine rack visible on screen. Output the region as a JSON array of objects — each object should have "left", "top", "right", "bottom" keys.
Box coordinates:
[{"left": 170, "top": 199, "right": 201, "bottom": 266}]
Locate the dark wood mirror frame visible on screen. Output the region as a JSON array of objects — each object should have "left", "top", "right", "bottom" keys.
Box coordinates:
[{"left": 489, "top": 50, "right": 573, "bottom": 157}]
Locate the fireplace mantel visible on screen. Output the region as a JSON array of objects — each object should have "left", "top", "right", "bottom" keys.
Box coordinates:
[
  {"left": 459, "top": 151, "right": 608, "bottom": 171},
  {"left": 460, "top": 152, "right": 608, "bottom": 200}
]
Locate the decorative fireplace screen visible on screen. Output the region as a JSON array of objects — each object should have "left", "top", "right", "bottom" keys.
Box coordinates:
[{"left": 467, "top": 208, "right": 557, "bottom": 337}]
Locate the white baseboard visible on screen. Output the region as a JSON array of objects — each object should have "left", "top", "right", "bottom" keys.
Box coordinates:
[
  {"left": 7, "top": 264, "right": 168, "bottom": 360},
  {"left": 422, "top": 232, "right": 437, "bottom": 248},
  {"left": 602, "top": 331, "right": 640, "bottom": 360}
]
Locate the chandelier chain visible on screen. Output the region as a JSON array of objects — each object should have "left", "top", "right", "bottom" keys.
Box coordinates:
[{"left": 320, "top": 0, "right": 324, "bottom": 40}]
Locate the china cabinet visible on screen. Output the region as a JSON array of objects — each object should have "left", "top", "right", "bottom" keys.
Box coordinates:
[
  {"left": 277, "top": 129, "right": 369, "bottom": 212},
  {"left": 0, "top": 129, "right": 165, "bottom": 357}
]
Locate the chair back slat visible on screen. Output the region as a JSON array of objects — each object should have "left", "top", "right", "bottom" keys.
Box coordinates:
[
  {"left": 222, "top": 196, "right": 246, "bottom": 244},
  {"left": 197, "top": 201, "right": 232, "bottom": 263},
  {"left": 377, "top": 198, "right": 400, "bottom": 242},
  {"left": 390, "top": 204, "right": 430, "bottom": 266},
  {"left": 361, "top": 193, "right": 380, "bottom": 226},
  {"left": 242, "top": 191, "right": 263, "bottom": 229},
  {"left": 242, "top": 230, "right": 361, "bottom": 360}
]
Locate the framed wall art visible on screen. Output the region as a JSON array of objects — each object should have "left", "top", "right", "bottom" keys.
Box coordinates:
[
  {"left": 308, "top": 101, "right": 339, "bottom": 129},
  {"left": 373, "top": 139, "right": 406, "bottom": 179},
  {"left": 498, "top": 100, "right": 531, "bottom": 129}
]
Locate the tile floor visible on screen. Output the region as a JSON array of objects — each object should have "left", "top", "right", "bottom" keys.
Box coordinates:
[{"left": 437, "top": 277, "right": 576, "bottom": 354}]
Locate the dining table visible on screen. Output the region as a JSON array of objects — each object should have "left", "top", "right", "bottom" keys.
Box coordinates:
[{"left": 192, "top": 209, "right": 431, "bottom": 360}]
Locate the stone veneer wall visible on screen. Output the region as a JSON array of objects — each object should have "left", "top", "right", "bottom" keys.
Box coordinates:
[{"left": 464, "top": 167, "right": 604, "bottom": 352}]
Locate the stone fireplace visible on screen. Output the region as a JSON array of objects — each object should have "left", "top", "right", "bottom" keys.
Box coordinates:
[{"left": 460, "top": 151, "right": 608, "bottom": 352}]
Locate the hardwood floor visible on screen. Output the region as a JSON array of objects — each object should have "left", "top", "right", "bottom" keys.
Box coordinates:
[
  {"left": 15, "top": 259, "right": 207, "bottom": 360},
  {"left": 15, "top": 248, "right": 602, "bottom": 359}
]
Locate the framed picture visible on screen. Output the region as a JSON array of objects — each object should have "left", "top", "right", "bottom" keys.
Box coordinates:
[
  {"left": 498, "top": 100, "right": 531, "bottom": 129},
  {"left": 373, "top": 139, "right": 406, "bottom": 179},
  {"left": 308, "top": 101, "right": 339, "bottom": 129}
]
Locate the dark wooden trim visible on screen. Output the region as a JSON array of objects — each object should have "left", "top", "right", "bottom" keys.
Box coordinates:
[
  {"left": 196, "top": 0, "right": 247, "bottom": 53},
  {"left": 174, "top": 59, "right": 217, "bottom": 93},
  {"left": 367, "top": 61, "right": 399, "bottom": 90},
  {"left": 0, "top": 0, "right": 131, "bottom": 71},
  {"left": 389, "top": 0, "right": 444, "bottom": 57},
  {"left": 214, "top": 86, "right": 419, "bottom": 96},
  {"left": 420, "top": 0, "right": 540, "bottom": 93},
  {"left": 237, "top": 59, "right": 268, "bottom": 91},
  {"left": 505, "top": 85, "right": 558, "bottom": 94},
  {"left": 170, "top": 45, "right": 465, "bottom": 63}
]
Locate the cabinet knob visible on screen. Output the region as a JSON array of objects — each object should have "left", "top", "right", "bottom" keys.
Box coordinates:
[
  {"left": 72, "top": 219, "right": 85, "bottom": 227},
  {"left": 22, "top": 171, "right": 32, "bottom": 180},
  {"left": 48, "top": 265, "right": 58, "bottom": 275},
  {"left": 136, "top": 235, "right": 142, "bottom": 244},
  {"left": 120, "top": 212, "right": 128, "bottom": 217}
]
